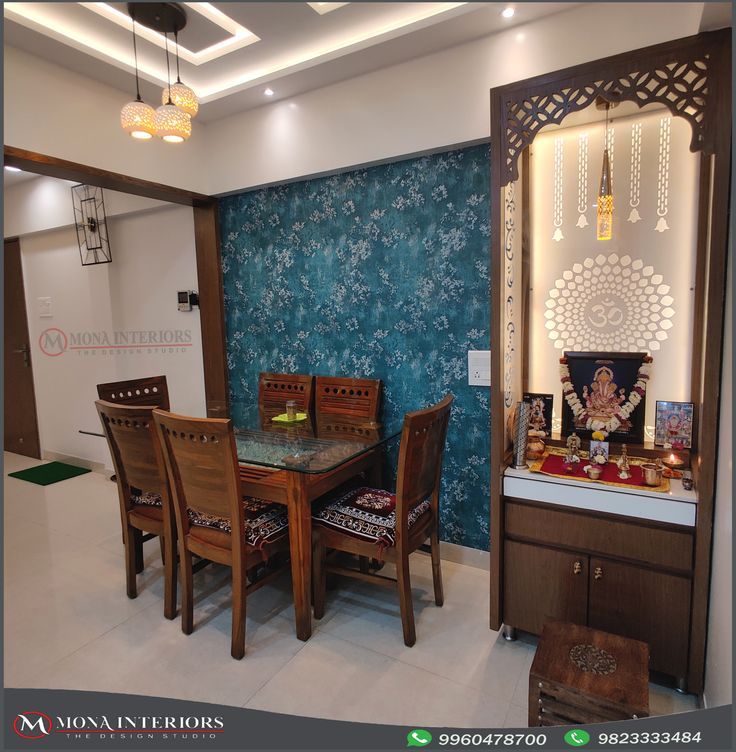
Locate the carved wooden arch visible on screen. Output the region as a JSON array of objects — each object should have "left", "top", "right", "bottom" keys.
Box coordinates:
[{"left": 496, "top": 29, "right": 730, "bottom": 186}]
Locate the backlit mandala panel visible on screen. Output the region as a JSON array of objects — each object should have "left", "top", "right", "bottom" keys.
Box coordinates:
[{"left": 544, "top": 254, "right": 675, "bottom": 352}]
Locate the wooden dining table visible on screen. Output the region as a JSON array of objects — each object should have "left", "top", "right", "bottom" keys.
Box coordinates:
[{"left": 234, "top": 412, "right": 402, "bottom": 641}]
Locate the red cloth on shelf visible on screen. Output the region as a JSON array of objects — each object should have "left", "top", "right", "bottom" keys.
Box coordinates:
[{"left": 533, "top": 452, "right": 666, "bottom": 492}]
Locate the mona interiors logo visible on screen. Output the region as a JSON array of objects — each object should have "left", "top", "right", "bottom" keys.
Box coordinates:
[
  {"left": 13, "top": 711, "right": 54, "bottom": 739},
  {"left": 37, "top": 327, "right": 193, "bottom": 357},
  {"left": 11, "top": 710, "right": 224, "bottom": 742}
]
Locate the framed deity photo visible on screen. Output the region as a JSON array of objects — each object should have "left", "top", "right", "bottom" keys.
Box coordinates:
[
  {"left": 561, "top": 351, "right": 650, "bottom": 444},
  {"left": 655, "top": 401, "right": 694, "bottom": 448},
  {"left": 523, "top": 392, "right": 554, "bottom": 437}
]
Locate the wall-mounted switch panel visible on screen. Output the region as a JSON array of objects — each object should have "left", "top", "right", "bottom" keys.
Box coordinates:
[
  {"left": 38, "top": 297, "right": 52, "bottom": 318},
  {"left": 468, "top": 350, "right": 491, "bottom": 386}
]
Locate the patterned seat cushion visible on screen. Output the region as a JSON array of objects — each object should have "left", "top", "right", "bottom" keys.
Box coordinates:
[
  {"left": 313, "top": 486, "right": 431, "bottom": 551},
  {"left": 188, "top": 497, "right": 289, "bottom": 550},
  {"left": 130, "top": 490, "right": 163, "bottom": 508}
]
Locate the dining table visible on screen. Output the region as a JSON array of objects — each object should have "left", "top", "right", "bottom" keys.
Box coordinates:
[{"left": 234, "top": 411, "right": 403, "bottom": 641}]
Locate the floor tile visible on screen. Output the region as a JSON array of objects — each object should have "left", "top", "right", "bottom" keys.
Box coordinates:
[
  {"left": 246, "top": 631, "right": 510, "bottom": 727},
  {"left": 3, "top": 451, "right": 700, "bottom": 725}
]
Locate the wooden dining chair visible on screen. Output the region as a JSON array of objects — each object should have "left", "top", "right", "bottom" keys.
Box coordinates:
[
  {"left": 97, "top": 375, "right": 170, "bottom": 410},
  {"left": 312, "top": 394, "right": 453, "bottom": 646},
  {"left": 152, "top": 409, "right": 291, "bottom": 659},
  {"left": 258, "top": 373, "right": 314, "bottom": 415},
  {"left": 315, "top": 376, "right": 382, "bottom": 421},
  {"left": 95, "top": 400, "right": 177, "bottom": 620}
]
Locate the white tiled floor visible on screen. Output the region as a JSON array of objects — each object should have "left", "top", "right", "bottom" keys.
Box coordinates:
[{"left": 4, "top": 452, "right": 697, "bottom": 726}]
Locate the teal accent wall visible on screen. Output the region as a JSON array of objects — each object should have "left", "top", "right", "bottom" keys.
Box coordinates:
[{"left": 219, "top": 145, "right": 490, "bottom": 550}]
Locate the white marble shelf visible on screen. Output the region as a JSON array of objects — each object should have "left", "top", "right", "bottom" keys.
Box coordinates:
[{"left": 503, "top": 466, "right": 697, "bottom": 527}]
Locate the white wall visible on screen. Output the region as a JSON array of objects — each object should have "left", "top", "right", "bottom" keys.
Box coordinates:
[
  {"left": 704, "top": 240, "right": 732, "bottom": 707},
  {"left": 3, "top": 46, "right": 210, "bottom": 195},
  {"left": 202, "top": 2, "right": 703, "bottom": 194},
  {"left": 4, "top": 175, "right": 168, "bottom": 239},
  {"left": 4, "top": 4, "right": 703, "bottom": 196},
  {"left": 19, "top": 202, "right": 206, "bottom": 468}
]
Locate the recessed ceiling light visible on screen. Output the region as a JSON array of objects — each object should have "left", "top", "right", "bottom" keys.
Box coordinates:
[
  {"left": 4, "top": 165, "right": 22, "bottom": 172},
  {"left": 502, "top": 7, "right": 515, "bottom": 18},
  {"left": 264, "top": 88, "right": 275, "bottom": 97}
]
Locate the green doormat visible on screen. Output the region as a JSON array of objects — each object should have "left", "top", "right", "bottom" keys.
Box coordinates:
[{"left": 8, "top": 461, "right": 92, "bottom": 486}]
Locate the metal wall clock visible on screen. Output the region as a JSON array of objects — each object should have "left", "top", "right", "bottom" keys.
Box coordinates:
[{"left": 71, "top": 183, "right": 112, "bottom": 265}]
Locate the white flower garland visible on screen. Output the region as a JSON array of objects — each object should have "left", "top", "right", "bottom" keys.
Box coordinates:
[{"left": 559, "top": 357, "right": 652, "bottom": 437}]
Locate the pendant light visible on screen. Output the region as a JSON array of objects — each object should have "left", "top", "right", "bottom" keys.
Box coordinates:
[
  {"left": 154, "top": 31, "right": 191, "bottom": 143},
  {"left": 120, "top": 18, "right": 156, "bottom": 140},
  {"left": 596, "top": 101, "right": 614, "bottom": 241},
  {"left": 162, "top": 31, "right": 199, "bottom": 118}
]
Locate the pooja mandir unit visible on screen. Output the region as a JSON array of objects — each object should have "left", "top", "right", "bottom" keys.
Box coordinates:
[{"left": 3, "top": 3, "right": 731, "bottom": 706}]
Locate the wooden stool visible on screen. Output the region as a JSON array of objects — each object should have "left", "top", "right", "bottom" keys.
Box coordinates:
[{"left": 529, "top": 621, "right": 650, "bottom": 726}]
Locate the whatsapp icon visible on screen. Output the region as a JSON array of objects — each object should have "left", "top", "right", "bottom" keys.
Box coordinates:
[
  {"left": 564, "top": 729, "right": 591, "bottom": 747},
  {"left": 407, "top": 729, "right": 432, "bottom": 747}
]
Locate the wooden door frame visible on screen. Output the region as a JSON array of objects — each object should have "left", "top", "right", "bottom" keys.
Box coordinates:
[
  {"left": 489, "top": 29, "right": 731, "bottom": 695},
  {"left": 3, "top": 146, "right": 229, "bottom": 418},
  {"left": 4, "top": 236, "right": 42, "bottom": 458}
]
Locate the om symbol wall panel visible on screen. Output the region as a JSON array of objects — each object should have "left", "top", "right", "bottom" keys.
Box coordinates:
[{"left": 529, "top": 109, "right": 698, "bottom": 434}]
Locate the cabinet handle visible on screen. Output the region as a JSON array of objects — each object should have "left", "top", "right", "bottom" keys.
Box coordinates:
[
  {"left": 572, "top": 561, "right": 582, "bottom": 575},
  {"left": 594, "top": 566, "right": 603, "bottom": 581}
]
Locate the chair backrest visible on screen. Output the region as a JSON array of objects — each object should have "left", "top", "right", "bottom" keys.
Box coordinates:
[
  {"left": 152, "top": 409, "right": 243, "bottom": 541},
  {"left": 315, "top": 376, "right": 382, "bottom": 421},
  {"left": 95, "top": 400, "right": 169, "bottom": 509},
  {"left": 258, "top": 373, "right": 314, "bottom": 415},
  {"left": 97, "top": 375, "right": 170, "bottom": 410},
  {"left": 395, "top": 394, "right": 454, "bottom": 530}
]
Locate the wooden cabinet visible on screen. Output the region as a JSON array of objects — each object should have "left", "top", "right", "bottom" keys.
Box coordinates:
[
  {"left": 504, "top": 541, "right": 589, "bottom": 635},
  {"left": 588, "top": 558, "right": 691, "bottom": 677},
  {"left": 503, "top": 498, "right": 693, "bottom": 682}
]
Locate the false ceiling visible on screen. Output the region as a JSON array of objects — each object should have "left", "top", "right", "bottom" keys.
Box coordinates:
[{"left": 4, "top": 2, "right": 579, "bottom": 121}]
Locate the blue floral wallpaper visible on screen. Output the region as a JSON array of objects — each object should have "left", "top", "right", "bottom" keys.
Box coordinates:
[{"left": 219, "top": 145, "right": 491, "bottom": 550}]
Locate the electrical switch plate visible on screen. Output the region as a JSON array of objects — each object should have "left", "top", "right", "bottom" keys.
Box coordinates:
[
  {"left": 468, "top": 350, "right": 491, "bottom": 386},
  {"left": 38, "top": 297, "right": 52, "bottom": 318}
]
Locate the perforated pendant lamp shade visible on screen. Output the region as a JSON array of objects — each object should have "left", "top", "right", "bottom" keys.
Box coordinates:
[
  {"left": 161, "top": 31, "right": 199, "bottom": 118},
  {"left": 154, "top": 103, "right": 191, "bottom": 142},
  {"left": 121, "top": 98, "right": 156, "bottom": 139},
  {"left": 162, "top": 81, "right": 199, "bottom": 117},
  {"left": 120, "top": 17, "right": 156, "bottom": 140}
]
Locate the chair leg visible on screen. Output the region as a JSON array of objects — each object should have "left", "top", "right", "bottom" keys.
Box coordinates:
[
  {"left": 313, "top": 530, "right": 326, "bottom": 620},
  {"left": 180, "top": 548, "right": 194, "bottom": 635},
  {"left": 359, "top": 555, "right": 370, "bottom": 574},
  {"left": 396, "top": 553, "right": 416, "bottom": 647},
  {"left": 231, "top": 557, "right": 247, "bottom": 660},
  {"left": 159, "top": 534, "right": 166, "bottom": 565},
  {"left": 430, "top": 527, "right": 444, "bottom": 607},
  {"left": 163, "top": 533, "right": 177, "bottom": 620},
  {"left": 124, "top": 525, "right": 138, "bottom": 599},
  {"left": 133, "top": 528, "right": 144, "bottom": 574}
]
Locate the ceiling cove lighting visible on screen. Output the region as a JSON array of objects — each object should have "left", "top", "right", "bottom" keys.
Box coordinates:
[
  {"left": 501, "top": 7, "right": 515, "bottom": 19},
  {"left": 123, "top": 3, "right": 194, "bottom": 143},
  {"left": 4, "top": 166, "right": 22, "bottom": 172}
]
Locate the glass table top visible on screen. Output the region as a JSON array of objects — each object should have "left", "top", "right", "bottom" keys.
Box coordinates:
[{"left": 234, "top": 413, "right": 403, "bottom": 474}]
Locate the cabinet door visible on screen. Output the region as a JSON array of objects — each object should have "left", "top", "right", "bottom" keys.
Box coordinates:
[
  {"left": 503, "top": 540, "right": 588, "bottom": 635},
  {"left": 588, "top": 558, "right": 691, "bottom": 678}
]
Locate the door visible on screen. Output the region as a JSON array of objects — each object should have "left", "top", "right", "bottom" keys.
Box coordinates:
[
  {"left": 503, "top": 540, "right": 589, "bottom": 635},
  {"left": 588, "top": 557, "right": 691, "bottom": 678},
  {"left": 4, "top": 238, "right": 41, "bottom": 458}
]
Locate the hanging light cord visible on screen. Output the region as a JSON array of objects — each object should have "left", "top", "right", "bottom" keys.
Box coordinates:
[
  {"left": 164, "top": 32, "right": 173, "bottom": 104},
  {"left": 175, "top": 30, "right": 182, "bottom": 84},
  {"left": 131, "top": 18, "right": 142, "bottom": 102},
  {"left": 605, "top": 102, "right": 610, "bottom": 148}
]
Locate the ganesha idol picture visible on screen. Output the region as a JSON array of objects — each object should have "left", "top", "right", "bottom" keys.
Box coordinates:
[{"left": 560, "top": 352, "right": 650, "bottom": 444}]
